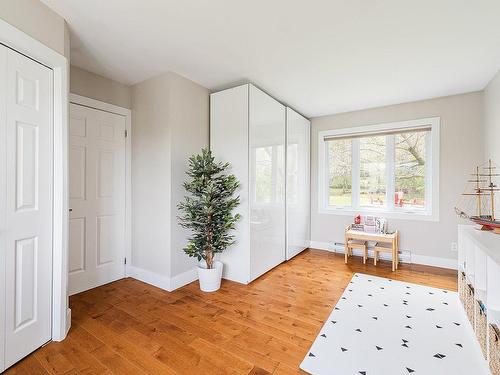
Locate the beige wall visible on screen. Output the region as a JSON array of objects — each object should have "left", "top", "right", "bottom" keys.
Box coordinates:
[
  {"left": 64, "top": 21, "right": 71, "bottom": 60},
  {"left": 168, "top": 72, "right": 210, "bottom": 277},
  {"left": 483, "top": 70, "right": 500, "bottom": 219},
  {"left": 483, "top": 71, "right": 500, "bottom": 163},
  {"left": 131, "top": 71, "right": 209, "bottom": 281},
  {"left": 70, "top": 66, "right": 132, "bottom": 109},
  {"left": 311, "top": 92, "right": 483, "bottom": 261},
  {"left": 131, "top": 73, "right": 172, "bottom": 276},
  {"left": 0, "top": 0, "right": 68, "bottom": 57}
]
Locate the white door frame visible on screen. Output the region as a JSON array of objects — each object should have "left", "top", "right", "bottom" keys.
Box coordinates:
[
  {"left": 0, "top": 19, "right": 69, "bottom": 341},
  {"left": 69, "top": 93, "right": 132, "bottom": 276}
]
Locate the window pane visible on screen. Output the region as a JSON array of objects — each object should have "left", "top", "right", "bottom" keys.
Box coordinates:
[
  {"left": 327, "top": 139, "right": 352, "bottom": 206},
  {"left": 395, "top": 131, "right": 427, "bottom": 209},
  {"left": 359, "top": 136, "right": 386, "bottom": 207}
]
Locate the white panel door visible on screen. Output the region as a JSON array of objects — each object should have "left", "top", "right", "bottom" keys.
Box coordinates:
[
  {"left": 249, "top": 85, "right": 286, "bottom": 281},
  {"left": 68, "top": 103, "right": 126, "bottom": 295},
  {"left": 0, "top": 45, "right": 54, "bottom": 369},
  {"left": 286, "top": 108, "right": 310, "bottom": 260}
]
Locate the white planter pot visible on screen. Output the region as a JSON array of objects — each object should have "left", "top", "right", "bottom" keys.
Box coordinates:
[{"left": 197, "top": 261, "right": 223, "bottom": 292}]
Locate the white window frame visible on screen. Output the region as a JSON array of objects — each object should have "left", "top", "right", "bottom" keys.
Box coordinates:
[{"left": 318, "top": 117, "right": 440, "bottom": 221}]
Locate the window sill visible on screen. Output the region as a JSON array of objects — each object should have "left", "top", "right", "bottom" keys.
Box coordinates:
[{"left": 318, "top": 207, "right": 439, "bottom": 222}]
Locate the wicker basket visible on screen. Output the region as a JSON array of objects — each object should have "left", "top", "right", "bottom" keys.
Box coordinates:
[
  {"left": 465, "top": 284, "right": 475, "bottom": 327},
  {"left": 474, "top": 300, "right": 487, "bottom": 358},
  {"left": 458, "top": 271, "right": 467, "bottom": 307},
  {"left": 489, "top": 324, "right": 500, "bottom": 375}
]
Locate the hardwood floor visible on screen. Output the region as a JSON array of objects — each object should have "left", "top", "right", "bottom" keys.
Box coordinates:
[{"left": 6, "top": 249, "right": 457, "bottom": 375}]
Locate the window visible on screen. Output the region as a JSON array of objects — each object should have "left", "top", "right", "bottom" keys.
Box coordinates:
[
  {"left": 395, "top": 131, "right": 427, "bottom": 209},
  {"left": 359, "top": 136, "right": 386, "bottom": 207},
  {"left": 327, "top": 139, "right": 352, "bottom": 206},
  {"left": 319, "top": 118, "right": 439, "bottom": 220}
]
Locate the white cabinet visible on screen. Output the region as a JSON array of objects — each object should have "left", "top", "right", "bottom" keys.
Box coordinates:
[
  {"left": 0, "top": 45, "right": 54, "bottom": 371},
  {"left": 458, "top": 225, "right": 500, "bottom": 367},
  {"left": 286, "top": 108, "right": 310, "bottom": 260},
  {"left": 210, "top": 84, "right": 310, "bottom": 284}
]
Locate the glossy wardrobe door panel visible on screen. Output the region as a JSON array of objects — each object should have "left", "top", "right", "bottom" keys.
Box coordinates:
[
  {"left": 210, "top": 85, "right": 250, "bottom": 284},
  {"left": 286, "top": 108, "right": 310, "bottom": 260},
  {"left": 249, "top": 85, "right": 286, "bottom": 281}
]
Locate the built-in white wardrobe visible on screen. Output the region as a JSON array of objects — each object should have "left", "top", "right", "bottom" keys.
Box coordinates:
[{"left": 210, "top": 84, "right": 310, "bottom": 284}]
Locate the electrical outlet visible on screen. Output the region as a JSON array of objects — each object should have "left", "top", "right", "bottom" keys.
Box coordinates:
[{"left": 451, "top": 242, "right": 458, "bottom": 252}]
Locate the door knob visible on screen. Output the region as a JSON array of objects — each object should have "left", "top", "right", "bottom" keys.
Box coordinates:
[{"left": 69, "top": 208, "right": 73, "bottom": 212}]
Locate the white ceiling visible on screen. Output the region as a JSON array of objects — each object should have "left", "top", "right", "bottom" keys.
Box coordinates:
[{"left": 43, "top": 0, "right": 500, "bottom": 117}]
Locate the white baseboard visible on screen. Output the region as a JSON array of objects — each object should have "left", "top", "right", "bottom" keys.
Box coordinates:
[
  {"left": 127, "top": 243, "right": 457, "bottom": 293},
  {"left": 65, "top": 308, "right": 71, "bottom": 337},
  {"left": 410, "top": 254, "right": 457, "bottom": 270},
  {"left": 170, "top": 268, "right": 199, "bottom": 290},
  {"left": 309, "top": 240, "right": 457, "bottom": 270},
  {"left": 127, "top": 265, "right": 198, "bottom": 292},
  {"left": 309, "top": 241, "right": 338, "bottom": 252},
  {"left": 127, "top": 265, "right": 172, "bottom": 290}
]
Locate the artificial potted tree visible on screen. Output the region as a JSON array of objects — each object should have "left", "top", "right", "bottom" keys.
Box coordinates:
[{"left": 177, "top": 148, "right": 240, "bottom": 292}]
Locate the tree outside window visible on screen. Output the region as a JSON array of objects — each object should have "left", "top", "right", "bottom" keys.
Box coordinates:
[{"left": 327, "top": 130, "right": 429, "bottom": 211}]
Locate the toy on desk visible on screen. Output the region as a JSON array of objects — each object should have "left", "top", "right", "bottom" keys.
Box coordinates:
[
  {"left": 352, "top": 215, "right": 387, "bottom": 234},
  {"left": 375, "top": 217, "right": 387, "bottom": 234}
]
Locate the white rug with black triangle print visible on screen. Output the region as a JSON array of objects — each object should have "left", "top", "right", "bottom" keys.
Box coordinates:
[{"left": 300, "top": 273, "right": 489, "bottom": 375}]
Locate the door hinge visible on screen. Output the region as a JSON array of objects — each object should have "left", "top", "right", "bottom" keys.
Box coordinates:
[
  {"left": 124, "top": 257, "right": 127, "bottom": 265},
  {"left": 124, "top": 129, "right": 128, "bottom": 138}
]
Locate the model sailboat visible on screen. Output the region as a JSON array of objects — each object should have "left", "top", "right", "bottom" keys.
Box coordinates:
[{"left": 455, "top": 159, "right": 500, "bottom": 234}]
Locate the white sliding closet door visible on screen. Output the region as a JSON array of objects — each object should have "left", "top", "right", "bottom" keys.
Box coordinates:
[
  {"left": 210, "top": 85, "right": 250, "bottom": 284},
  {"left": 0, "top": 44, "right": 54, "bottom": 369},
  {"left": 286, "top": 108, "right": 310, "bottom": 260},
  {"left": 68, "top": 103, "right": 126, "bottom": 295},
  {"left": 249, "top": 85, "right": 286, "bottom": 281}
]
